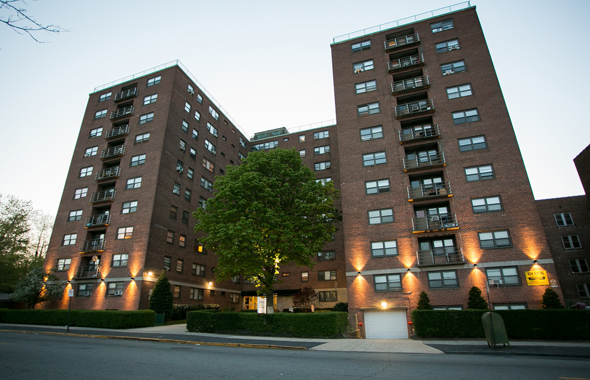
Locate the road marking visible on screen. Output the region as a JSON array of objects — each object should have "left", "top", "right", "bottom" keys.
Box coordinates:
[{"left": 559, "top": 378, "right": 590, "bottom": 380}]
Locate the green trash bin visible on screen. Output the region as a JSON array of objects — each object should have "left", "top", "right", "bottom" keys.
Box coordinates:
[
  {"left": 481, "top": 312, "right": 509, "bottom": 347},
  {"left": 155, "top": 313, "right": 165, "bottom": 326}
]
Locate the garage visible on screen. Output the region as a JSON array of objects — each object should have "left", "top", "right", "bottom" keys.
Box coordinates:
[{"left": 364, "top": 310, "right": 408, "bottom": 339}]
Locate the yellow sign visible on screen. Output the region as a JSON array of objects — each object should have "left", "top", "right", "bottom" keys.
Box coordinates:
[{"left": 525, "top": 270, "right": 549, "bottom": 286}]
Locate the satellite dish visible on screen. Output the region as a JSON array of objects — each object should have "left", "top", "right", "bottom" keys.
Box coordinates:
[{"left": 92, "top": 255, "right": 98, "bottom": 262}]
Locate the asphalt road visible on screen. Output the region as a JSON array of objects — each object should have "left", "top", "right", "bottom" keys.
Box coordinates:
[{"left": 1, "top": 331, "right": 589, "bottom": 380}]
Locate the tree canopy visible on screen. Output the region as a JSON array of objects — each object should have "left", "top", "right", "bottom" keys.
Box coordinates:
[
  {"left": 11, "top": 266, "right": 66, "bottom": 308},
  {"left": 149, "top": 271, "right": 174, "bottom": 316},
  {"left": 194, "top": 148, "right": 340, "bottom": 312},
  {"left": 1, "top": 0, "right": 67, "bottom": 43}
]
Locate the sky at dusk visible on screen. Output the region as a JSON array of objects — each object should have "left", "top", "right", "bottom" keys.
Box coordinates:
[{"left": 1, "top": 0, "right": 589, "bottom": 217}]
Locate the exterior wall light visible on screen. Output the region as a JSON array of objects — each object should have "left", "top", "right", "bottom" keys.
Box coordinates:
[
  {"left": 381, "top": 301, "right": 388, "bottom": 308},
  {"left": 533, "top": 260, "right": 538, "bottom": 264},
  {"left": 357, "top": 271, "right": 361, "bottom": 275}
]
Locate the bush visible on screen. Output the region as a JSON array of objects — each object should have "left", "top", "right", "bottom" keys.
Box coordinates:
[
  {"left": 541, "top": 288, "right": 565, "bottom": 309},
  {"left": 149, "top": 272, "right": 173, "bottom": 318},
  {"left": 0, "top": 309, "right": 155, "bottom": 329},
  {"left": 333, "top": 302, "right": 348, "bottom": 312},
  {"left": 416, "top": 291, "right": 433, "bottom": 310},
  {"left": 467, "top": 286, "right": 488, "bottom": 310}
]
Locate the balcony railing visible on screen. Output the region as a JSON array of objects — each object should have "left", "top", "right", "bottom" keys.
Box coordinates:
[
  {"left": 90, "top": 191, "right": 116, "bottom": 204},
  {"left": 399, "top": 125, "right": 440, "bottom": 143},
  {"left": 391, "top": 76, "right": 429, "bottom": 94},
  {"left": 79, "top": 239, "right": 105, "bottom": 253},
  {"left": 105, "top": 125, "right": 129, "bottom": 140},
  {"left": 75, "top": 265, "right": 101, "bottom": 279},
  {"left": 384, "top": 33, "right": 419, "bottom": 51},
  {"left": 100, "top": 145, "right": 125, "bottom": 160},
  {"left": 416, "top": 247, "right": 465, "bottom": 266},
  {"left": 95, "top": 167, "right": 120, "bottom": 181},
  {"left": 395, "top": 99, "right": 434, "bottom": 118},
  {"left": 84, "top": 214, "right": 111, "bottom": 228},
  {"left": 412, "top": 214, "right": 459, "bottom": 233},
  {"left": 403, "top": 151, "right": 446, "bottom": 171},
  {"left": 407, "top": 182, "right": 452, "bottom": 201},
  {"left": 114, "top": 88, "right": 137, "bottom": 102},
  {"left": 110, "top": 106, "right": 134, "bottom": 120},
  {"left": 388, "top": 54, "right": 424, "bottom": 72}
]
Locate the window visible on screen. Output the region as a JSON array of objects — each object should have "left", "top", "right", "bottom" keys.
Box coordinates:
[
  {"left": 190, "top": 288, "right": 204, "bottom": 300},
  {"left": 562, "top": 235, "right": 582, "bottom": 249},
  {"left": 374, "top": 274, "right": 401, "bottom": 291},
  {"left": 479, "top": 230, "right": 511, "bottom": 249},
  {"left": 452, "top": 109, "right": 479, "bottom": 124},
  {"left": 577, "top": 284, "right": 590, "bottom": 299},
  {"left": 317, "top": 251, "right": 335, "bottom": 261},
  {"left": 436, "top": 39, "right": 460, "bottom": 53},
  {"left": 99, "top": 92, "right": 112, "bottom": 102},
  {"left": 173, "top": 286, "right": 181, "bottom": 299},
  {"left": 112, "top": 254, "right": 128, "bottom": 267},
  {"left": 206, "top": 122, "right": 218, "bottom": 137},
  {"left": 319, "top": 270, "right": 337, "bottom": 281},
  {"left": 198, "top": 197, "right": 207, "bottom": 209},
  {"left": 74, "top": 187, "right": 88, "bottom": 199},
  {"left": 355, "top": 80, "right": 377, "bottom": 94},
  {"left": 371, "top": 241, "right": 397, "bottom": 257},
  {"left": 176, "top": 259, "right": 184, "bottom": 273},
  {"left": 471, "top": 196, "right": 502, "bottom": 213},
  {"left": 77, "top": 283, "right": 93, "bottom": 296},
  {"left": 299, "top": 150, "right": 306, "bottom": 157},
  {"left": 187, "top": 167, "right": 194, "bottom": 180},
  {"left": 447, "top": 84, "right": 472, "bottom": 99},
  {"left": 56, "top": 258, "right": 71, "bottom": 271},
  {"left": 192, "top": 263, "right": 206, "bottom": 276},
  {"left": 351, "top": 40, "right": 371, "bottom": 53},
  {"left": 183, "top": 102, "right": 191, "bottom": 113},
  {"left": 176, "top": 160, "right": 184, "bottom": 173},
  {"left": 163, "top": 256, "right": 171, "bottom": 270},
  {"left": 203, "top": 158, "right": 215, "bottom": 172},
  {"left": 189, "top": 148, "right": 196, "bottom": 159},
  {"left": 184, "top": 189, "right": 192, "bottom": 202},
  {"left": 173, "top": 182, "right": 181, "bottom": 195},
  {"left": 230, "top": 293, "right": 239, "bottom": 303},
  {"left": 428, "top": 271, "right": 459, "bottom": 288},
  {"left": 94, "top": 109, "right": 107, "bottom": 119},
  {"left": 79, "top": 166, "right": 93, "bottom": 178},
  {"left": 205, "top": 139, "right": 216, "bottom": 154},
  {"left": 314, "top": 146, "right": 330, "bottom": 155},
  {"left": 197, "top": 94, "right": 203, "bottom": 104},
  {"left": 298, "top": 272, "right": 308, "bottom": 282},
  {"left": 486, "top": 267, "right": 520, "bottom": 286},
  {"left": 188, "top": 84, "right": 194, "bottom": 94},
  {"left": 182, "top": 211, "right": 189, "bottom": 225},
  {"left": 195, "top": 240, "right": 207, "bottom": 254},
  {"left": 555, "top": 213, "right": 574, "bottom": 227},
  {"left": 68, "top": 210, "right": 83, "bottom": 222},
  {"left": 143, "top": 94, "right": 157, "bottom": 105},
  {"left": 459, "top": 136, "right": 487, "bottom": 152},
  {"left": 441, "top": 60, "right": 466, "bottom": 75},
  {"left": 130, "top": 154, "right": 146, "bottom": 166},
  {"left": 107, "top": 282, "right": 124, "bottom": 296},
  {"left": 201, "top": 177, "right": 213, "bottom": 191},
  {"left": 465, "top": 165, "right": 494, "bottom": 182},
  {"left": 365, "top": 179, "right": 390, "bottom": 195},
  {"left": 147, "top": 75, "right": 161, "bottom": 87},
  {"left": 122, "top": 201, "right": 138, "bottom": 214},
  {"left": 166, "top": 231, "right": 174, "bottom": 244},
  {"left": 368, "top": 209, "right": 394, "bottom": 225},
  {"left": 238, "top": 152, "right": 245, "bottom": 160},
  {"left": 282, "top": 273, "right": 290, "bottom": 277},
  {"left": 169, "top": 205, "right": 178, "bottom": 219},
  {"left": 569, "top": 259, "right": 589, "bottom": 274},
  {"left": 84, "top": 146, "right": 98, "bottom": 157},
  {"left": 363, "top": 151, "right": 386, "bottom": 166},
  {"left": 314, "top": 161, "right": 331, "bottom": 171},
  {"left": 117, "top": 226, "right": 133, "bottom": 239},
  {"left": 358, "top": 102, "right": 380, "bottom": 116},
  {"left": 62, "top": 234, "right": 77, "bottom": 246},
  {"left": 353, "top": 59, "right": 374, "bottom": 73},
  {"left": 182, "top": 120, "right": 189, "bottom": 132},
  {"left": 313, "top": 131, "right": 329, "bottom": 140},
  {"left": 89, "top": 127, "right": 103, "bottom": 138},
  {"left": 251, "top": 141, "right": 278, "bottom": 152},
  {"left": 195, "top": 110, "right": 200, "bottom": 121},
  {"left": 433, "top": 306, "right": 463, "bottom": 311},
  {"left": 192, "top": 129, "right": 199, "bottom": 141},
  {"left": 139, "top": 112, "right": 154, "bottom": 124},
  {"left": 209, "top": 106, "right": 219, "bottom": 120},
  {"left": 494, "top": 304, "right": 527, "bottom": 310},
  {"left": 318, "top": 291, "right": 338, "bottom": 302},
  {"left": 360, "top": 126, "right": 383, "bottom": 141},
  {"left": 299, "top": 135, "right": 305, "bottom": 143},
  {"left": 431, "top": 19, "right": 454, "bottom": 33},
  {"left": 240, "top": 137, "right": 247, "bottom": 148}
]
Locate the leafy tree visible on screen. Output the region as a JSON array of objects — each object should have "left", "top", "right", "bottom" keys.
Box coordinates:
[
  {"left": 11, "top": 266, "right": 66, "bottom": 308},
  {"left": 149, "top": 271, "right": 174, "bottom": 317},
  {"left": 416, "top": 291, "right": 433, "bottom": 310},
  {"left": 541, "top": 288, "right": 565, "bottom": 309},
  {"left": 1, "top": 0, "right": 67, "bottom": 43},
  {"left": 467, "top": 286, "right": 488, "bottom": 310},
  {"left": 292, "top": 287, "right": 318, "bottom": 312},
  {"left": 194, "top": 148, "right": 340, "bottom": 313}
]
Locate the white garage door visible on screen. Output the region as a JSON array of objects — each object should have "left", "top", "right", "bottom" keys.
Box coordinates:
[{"left": 364, "top": 310, "right": 408, "bottom": 339}]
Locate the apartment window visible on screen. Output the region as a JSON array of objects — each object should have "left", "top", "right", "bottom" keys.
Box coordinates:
[
  {"left": 173, "top": 286, "right": 181, "bottom": 299},
  {"left": 433, "top": 306, "right": 463, "bottom": 311},
  {"left": 201, "top": 177, "right": 213, "bottom": 191},
  {"left": 313, "top": 131, "right": 329, "bottom": 140},
  {"left": 299, "top": 150, "right": 306, "bottom": 157},
  {"left": 182, "top": 120, "right": 189, "bottom": 132},
  {"left": 360, "top": 126, "right": 383, "bottom": 141},
  {"left": 187, "top": 167, "right": 194, "bottom": 180},
  {"left": 368, "top": 209, "right": 394, "bottom": 225},
  {"left": 371, "top": 241, "right": 397, "bottom": 257},
  {"left": 130, "top": 154, "right": 146, "bottom": 167},
  {"left": 363, "top": 151, "right": 386, "bottom": 166},
  {"left": 172, "top": 182, "right": 181, "bottom": 195},
  {"left": 112, "top": 254, "right": 128, "bottom": 267},
  {"left": 465, "top": 165, "right": 494, "bottom": 182},
  {"left": 479, "top": 230, "right": 511, "bottom": 249},
  {"left": 319, "top": 270, "right": 337, "bottom": 281},
  {"left": 441, "top": 60, "right": 466, "bottom": 75},
  {"left": 203, "top": 158, "right": 215, "bottom": 172},
  {"left": 143, "top": 94, "right": 157, "bottom": 105},
  {"left": 147, "top": 76, "right": 161, "bottom": 87},
  {"left": 121, "top": 201, "right": 138, "bottom": 214},
  {"left": 301, "top": 272, "right": 309, "bottom": 282},
  {"left": 89, "top": 127, "right": 103, "bottom": 138},
  {"left": 190, "top": 288, "right": 204, "bottom": 300},
  {"left": 195, "top": 240, "right": 207, "bottom": 254},
  {"left": 431, "top": 19, "right": 454, "bottom": 33},
  {"left": 365, "top": 179, "right": 390, "bottom": 195},
  {"left": 206, "top": 122, "right": 218, "bottom": 137},
  {"left": 316, "top": 177, "right": 332, "bottom": 184},
  {"left": 139, "top": 112, "right": 154, "bottom": 124},
  {"left": 195, "top": 110, "right": 201, "bottom": 121},
  {"left": 107, "top": 282, "right": 124, "bottom": 296},
  {"left": 197, "top": 94, "right": 203, "bottom": 104},
  {"left": 355, "top": 80, "right": 377, "bottom": 94},
  {"left": 314, "top": 146, "right": 330, "bottom": 155},
  {"left": 570, "top": 259, "right": 589, "bottom": 274},
  {"left": 205, "top": 139, "right": 216, "bottom": 154},
  {"left": 192, "top": 263, "right": 206, "bottom": 276},
  {"left": 163, "top": 256, "right": 171, "bottom": 270},
  {"left": 351, "top": 40, "right": 371, "bottom": 53},
  {"left": 577, "top": 284, "right": 590, "bottom": 299},
  {"left": 240, "top": 137, "right": 247, "bottom": 148},
  {"left": 562, "top": 235, "right": 582, "bottom": 249},
  {"left": 494, "top": 304, "right": 527, "bottom": 310},
  {"left": 134, "top": 132, "right": 150, "bottom": 144},
  {"left": 314, "top": 161, "right": 331, "bottom": 171},
  {"left": 353, "top": 59, "right": 374, "bottom": 73},
  {"left": 251, "top": 141, "right": 278, "bottom": 152},
  {"left": 459, "top": 136, "right": 487, "bottom": 152},
  {"left": 56, "top": 258, "right": 71, "bottom": 271},
  {"left": 99, "top": 92, "right": 112, "bottom": 102},
  {"left": 192, "top": 129, "right": 198, "bottom": 141},
  {"left": 176, "top": 259, "right": 184, "bottom": 273},
  {"left": 209, "top": 106, "right": 219, "bottom": 120},
  {"left": 486, "top": 267, "right": 520, "bottom": 286},
  {"left": 84, "top": 146, "right": 98, "bottom": 157},
  {"left": 358, "top": 102, "right": 380, "bottom": 116},
  {"left": 447, "top": 84, "right": 472, "bottom": 99},
  {"left": 74, "top": 187, "right": 88, "bottom": 199},
  {"left": 182, "top": 211, "right": 189, "bottom": 225},
  {"left": 190, "top": 148, "right": 196, "bottom": 159},
  {"left": 77, "top": 283, "right": 93, "bottom": 297},
  {"left": 428, "top": 271, "right": 459, "bottom": 288},
  {"left": 471, "top": 196, "right": 502, "bottom": 213},
  {"left": 67, "top": 210, "right": 83, "bottom": 222},
  {"left": 317, "top": 251, "right": 335, "bottom": 261},
  {"left": 299, "top": 135, "right": 305, "bottom": 143},
  {"left": 79, "top": 166, "right": 93, "bottom": 178},
  {"left": 436, "top": 39, "right": 460, "bottom": 53},
  {"left": 318, "top": 291, "right": 338, "bottom": 302},
  {"left": 94, "top": 109, "right": 107, "bottom": 119},
  {"left": 555, "top": 213, "right": 574, "bottom": 227},
  {"left": 116, "top": 226, "right": 133, "bottom": 239},
  {"left": 452, "top": 109, "right": 479, "bottom": 124},
  {"left": 169, "top": 205, "right": 178, "bottom": 219},
  {"left": 62, "top": 234, "right": 77, "bottom": 246},
  {"left": 188, "top": 84, "right": 194, "bottom": 93},
  {"left": 374, "top": 274, "right": 401, "bottom": 291},
  {"left": 198, "top": 197, "right": 207, "bottom": 209},
  {"left": 184, "top": 189, "right": 192, "bottom": 202},
  {"left": 184, "top": 102, "right": 191, "bottom": 113},
  {"left": 176, "top": 160, "right": 184, "bottom": 174},
  {"left": 282, "top": 273, "right": 290, "bottom": 277},
  {"left": 166, "top": 231, "right": 174, "bottom": 244}
]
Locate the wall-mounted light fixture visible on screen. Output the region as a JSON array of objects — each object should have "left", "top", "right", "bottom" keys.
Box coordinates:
[
  {"left": 474, "top": 264, "right": 478, "bottom": 268},
  {"left": 381, "top": 301, "right": 388, "bottom": 308},
  {"left": 407, "top": 268, "right": 411, "bottom": 272},
  {"left": 131, "top": 277, "right": 135, "bottom": 280},
  {"left": 533, "top": 260, "right": 538, "bottom": 264},
  {"left": 101, "top": 278, "right": 104, "bottom": 282},
  {"left": 357, "top": 271, "right": 361, "bottom": 275},
  {"left": 147, "top": 271, "right": 153, "bottom": 277}
]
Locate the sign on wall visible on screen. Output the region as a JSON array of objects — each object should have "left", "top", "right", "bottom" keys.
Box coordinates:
[{"left": 525, "top": 270, "right": 549, "bottom": 286}]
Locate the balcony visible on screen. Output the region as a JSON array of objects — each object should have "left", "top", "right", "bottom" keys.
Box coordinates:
[
  {"left": 110, "top": 106, "right": 134, "bottom": 120},
  {"left": 95, "top": 167, "right": 120, "bottom": 182},
  {"left": 399, "top": 125, "right": 440, "bottom": 144},
  {"left": 74, "top": 265, "right": 101, "bottom": 279},
  {"left": 90, "top": 191, "right": 116, "bottom": 204},
  {"left": 105, "top": 125, "right": 129, "bottom": 140},
  {"left": 412, "top": 214, "right": 459, "bottom": 233},
  {"left": 416, "top": 247, "right": 465, "bottom": 266},
  {"left": 100, "top": 145, "right": 125, "bottom": 160},
  {"left": 395, "top": 100, "right": 434, "bottom": 119},
  {"left": 407, "top": 182, "right": 452, "bottom": 201},
  {"left": 388, "top": 54, "right": 424, "bottom": 72},
  {"left": 84, "top": 214, "right": 111, "bottom": 228},
  {"left": 79, "top": 239, "right": 105, "bottom": 253},
  {"left": 114, "top": 88, "right": 137, "bottom": 102},
  {"left": 403, "top": 151, "right": 446, "bottom": 172},
  {"left": 391, "top": 76, "right": 429, "bottom": 95},
  {"left": 384, "top": 33, "right": 419, "bottom": 51}
]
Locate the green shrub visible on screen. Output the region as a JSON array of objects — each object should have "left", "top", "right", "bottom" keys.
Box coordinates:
[
  {"left": 541, "top": 288, "right": 565, "bottom": 309},
  {"left": 149, "top": 272, "right": 173, "bottom": 318},
  {"left": 416, "top": 291, "right": 433, "bottom": 310},
  {"left": 467, "top": 286, "right": 488, "bottom": 310},
  {"left": 0, "top": 309, "right": 155, "bottom": 329},
  {"left": 333, "top": 302, "right": 348, "bottom": 312},
  {"left": 412, "top": 310, "right": 486, "bottom": 338}
]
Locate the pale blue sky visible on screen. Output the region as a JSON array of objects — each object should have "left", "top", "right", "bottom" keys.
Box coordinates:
[{"left": 1, "top": 0, "right": 589, "bottom": 216}]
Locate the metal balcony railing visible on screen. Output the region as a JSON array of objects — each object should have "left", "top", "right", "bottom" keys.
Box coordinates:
[
  {"left": 75, "top": 265, "right": 101, "bottom": 278},
  {"left": 395, "top": 99, "right": 434, "bottom": 118},
  {"left": 85, "top": 214, "right": 111, "bottom": 228},
  {"left": 407, "top": 182, "right": 452, "bottom": 201},
  {"left": 110, "top": 106, "right": 134, "bottom": 120},
  {"left": 416, "top": 247, "right": 465, "bottom": 266},
  {"left": 384, "top": 33, "right": 420, "bottom": 51},
  {"left": 90, "top": 191, "right": 116, "bottom": 204},
  {"left": 114, "top": 88, "right": 137, "bottom": 102},
  {"left": 399, "top": 125, "right": 440, "bottom": 143},
  {"left": 388, "top": 54, "right": 424, "bottom": 71},
  {"left": 95, "top": 167, "right": 120, "bottom": 181},
  {"left": 105, "top": 125, "right": 129, "bottom": 139},
  {"left": 412, "top": 213, "right": 459, "bottom": 233},
  {"left": 100, "top": 145, "right": 125, "bottom": 160},
  {"left": 391, "top": 76, "right": 429, "bottom": 94},
  {"left": 403, "top": 151, "right": 445, "bottom": 171},
  {"left": 79, "top": 239, "right": 105, "bottom": 253}
]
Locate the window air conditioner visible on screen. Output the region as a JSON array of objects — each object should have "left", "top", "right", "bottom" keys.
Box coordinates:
[
  {"left": 198, "top": 295, "right": 203, "bottom": 300},
  {"left": 114, "top": 290, "right": 123, "bottom": 296},
  {"left": 488, "top": 279, "right": 503, "bottom": 285},
  {"left": 443, "top": 70, "right": 453, "bottom": 76},
  {"left": 354, "top": 69, "right": 362, "bottom": 73},
  {"left": 176, "top": 167, "right": 183, "bottom": 173},
  {"left": 448, "top": 45, "right": 459, "bottom": 51},
  {"left": 84, "top": 292, "right": 92, "bottom": 297},
  {"left": 188, "top": 89, "right": 195, "bottom": 95}
]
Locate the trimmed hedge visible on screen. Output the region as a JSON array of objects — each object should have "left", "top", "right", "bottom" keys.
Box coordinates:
[
  {"left": 412, "top": 309, "right": 590, "bottom": 340},
  {"left": 187, "top": 311, "right": 348, "bottom": 338},
  {"left": 0, "top": 309, "right": 155, "bottom": 329}
]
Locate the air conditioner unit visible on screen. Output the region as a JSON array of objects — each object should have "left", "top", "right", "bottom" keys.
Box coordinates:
[
  {"left": 188, "top": 89, "right": 195, "bottom": 95},
  {"left": 114, "top": 290, "right": 123, "bottom": 296},
  {"left": 443, "top": 70, "right": 453, "bottom": 76},
  {"left": 488, "top": 279, "right": 503, "bottom": 286},
  {"left": 173, "top": 189, "right": 180, "bottom": 194},
  {"left": 198, "top": 295, "right": 204, "bottom": 300},
  {"left": 448, "top": 45, "right": 459, "bottom": 51},
  {"left": 84, "top": 292, "right": 92, "bottom": 297},
  {"left": 429, "top": 215, "right": 440, "bottom": 221},
  {"left": 354, "top": 69, "right": 363, "bottom": 73},
  {"left": 176, "top": 167, "right": 183, "bottom": 173}
]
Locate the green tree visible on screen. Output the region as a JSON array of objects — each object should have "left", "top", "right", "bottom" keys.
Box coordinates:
[
  {"left": 292, "top": 287, "right": 318, "bottom": 312},
  {"left": 11, "top": 266, "right": 66, "bottom": 308},
  {"left": 149, "top": 271, "right": 174, "bottom": 317},
  {"left": 541, "top": 288, "right": 565, "bottom": 309},
  {"left": 467, "top": 286, "right": 488, "bottom": 310},
  {"left": 416, "top": 291, "right": 433, "bottom": 310},
  {"left": 194, "top": 148, "right": 340, "bottom": 313}
]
